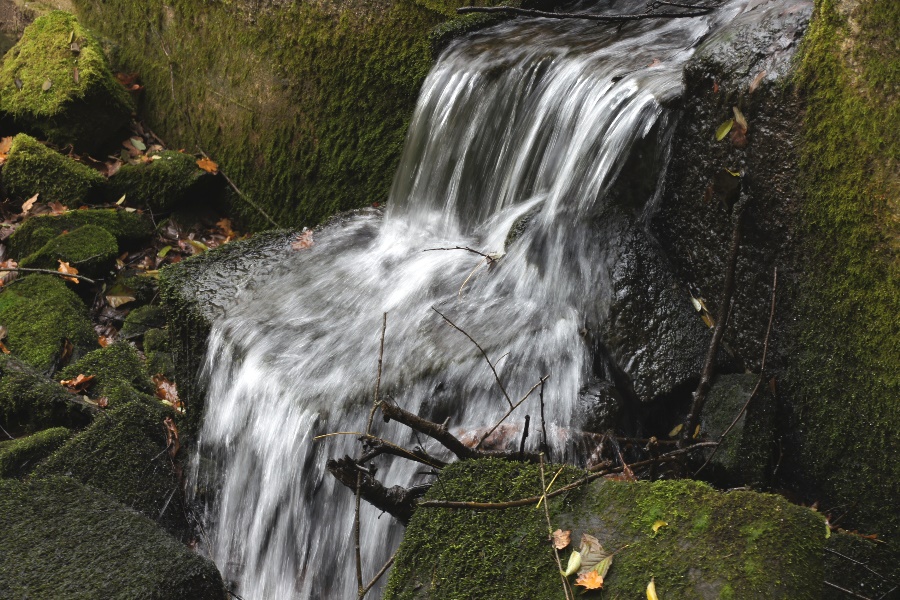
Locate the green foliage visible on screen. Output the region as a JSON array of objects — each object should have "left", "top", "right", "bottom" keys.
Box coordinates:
[
  {"left": 7, "top": 208, "right": 154, "bottom": 258},
  {"left": 0, "top": 354, "right": 90, "bottom": 434},
  {"left": 1, "top": 133, "right": 106, "bottom": 206},
  {"left": 110, "top": 150, "right": 212, "bottom": 213},
  {"left": 0, "top": 275, "right": 96, "bottom": 374},
  {"left": 0, "top": 427, "right": 70, "bottom": 478},
  {"left": 0, "top": 476, "right": 225, "bottom": 599},
  {"left": 57, "top": 342, "right": 153, "bottom": 401},
  {"left": 0, "top": 11, "right": 133, "bottom": 148},
  {"left": 19, "top": 224, "right": 117, "bottom": 278}
]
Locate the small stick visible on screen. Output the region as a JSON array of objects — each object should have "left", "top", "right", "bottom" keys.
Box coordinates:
[
  {"left": 824, "top": 581, "right": 874, "bottom": 600},
  {"left": 358, "top": 550, "right": 397, "bottom": 599},
  {"left": 475, "top": 375, "right": 549, "bottom": 450},
  {"left": 0, "top": 267, "right": 96, "bottom": 284},
  {"left": 432, "top": 306, "right": 513, "bottom": 408},
  {"left": 198, "top": 148, "right": 282, "bottom": 229},
  {"left": 695, "top": 268, "right": 777, "bottom": 476},
  {"left": 539, "top": 454, "right": 574, "bottom": 600},
  {"left": 539, "top": 379, "right": 550, "bottom": 460},
  {"left": 423, "top": 246, "right": 493, "bottom": 260},
  {"left": 518, "top": 415, "right": 530, "bottom": 459},
  {"left": 456, "top": 6, "right": 716, "bottom": 21}
]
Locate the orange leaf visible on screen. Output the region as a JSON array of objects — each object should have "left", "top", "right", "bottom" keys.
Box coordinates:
[
  {"left": 552, "top": 529, "right": 572, "bottom": 550},
  {"left": 98, "top": 335, "right": 115, "bottom": 348},
  {"left": 48, "top": 201, "right": 68, "bottom": 215},
  {"left": 97, "top": 396, "right": 109, "bottom": 408},
  {"left": 57, "top": 260, "right": 79, "bottom": 284},
  {"left": 153, "top": 374, "right": 184, "bottom": 413},
  {"left": 0, "top": 340, "right": 10, "bottom": 355},
  {"left": 197, "top": 157, "right": 218, "bottom": 174},
  {"left": 60, "top": 373, "right": 95, "bottom": 392},
  {"left": 575, "top": 571, "right": 604, "bottom": 590},
  {"left": 163, "top": 416, "right": 180, "bottom": 458},
  {"left": 291, "top": 229, "right": 314, "bottom": 250}
]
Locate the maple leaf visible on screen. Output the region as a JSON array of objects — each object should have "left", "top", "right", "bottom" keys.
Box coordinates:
[
  {"left": 58, "top": 260, "right": 80, "bottom": 284},
  {"left": 575, "top": 570, "right": 603, "bottom": 590},
  {"left": 292, "top": 228, "right": 314, "bottom": 250},
  {"left": 197, "top": 157, "right": 218, "bottom": 174},
  {"left": 552, "top": 529, "right": 571, "bottom": 550},
  {"left": 60, "top": 373, "right": 95, "bottom": 392}
]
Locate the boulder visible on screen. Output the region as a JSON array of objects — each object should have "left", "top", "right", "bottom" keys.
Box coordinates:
[
  {"left": 0, "top": 11, "right": 133, "bottom": 149},
  {"left": 0, "top": 426, "right": 70, "bottom": 478},
  {"left": 119, "top": 304, "right": 166, "bottom": 340},
  {"left": 0, "top": 476, "right": 225, "bottom": 599},
  {"left": 19, "top": 223, "right": 117, "bottom": 278},
  {"left": 1, "top": 133, "right": 106, "bottom": 206},
  {"left": 57, "top": 341, "right": 153, "bottom": 401},
  {"left": 0, "top": 354, "right": 91, "bottom": 434},
  {"left": 110, "top": 150, "right": 217, "bottom": 213},
  {"left": 143, "top": 327, "right": 175, "bottom": 378}
]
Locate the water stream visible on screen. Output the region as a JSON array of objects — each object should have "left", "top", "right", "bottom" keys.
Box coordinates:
[{"left": 190, "top": 3, "right": 748, "bottom": 597}]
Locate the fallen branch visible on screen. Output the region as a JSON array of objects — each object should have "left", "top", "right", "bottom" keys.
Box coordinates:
[
  {"left": 475, "top": 374, "right": 549, "bottom": 449},
  {"left": 0, "top": 267, "right": 96, "bottom": 284},
  {"left": 358, "top": 550, "right": 397, "bottom": 600},
  {"left": 457, "top": 5, "right": 717, "bottom": 22},
  {"left": 422, "top": 246, "right": 494, "bottom": 260},
  {"left": 327, "top": 456, "right": 428, "bottom": 525}
]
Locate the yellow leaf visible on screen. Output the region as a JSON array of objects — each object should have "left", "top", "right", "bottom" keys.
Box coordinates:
[
  {"left": 116, "top": 194, "right": 127, "bottom": 205},
  {"left": 552, "top": 529, "right": 571, "bottom": 550},
  {"left": 715, "top": 119, "right": 734, "bottom": 141},
  {"left": 647, "top": 577, "right": 659, "bottom": 600},
  {"left": 668, "top": 423, "right": 683, "bottom": 438},
  {"left": 575, "top": 570, "right": 604, "bottom": 590},
  {"left": 701, "top": 312, "right": 715, "bottom": 328},
  {"left": 197, "top": 157, "right": 219, "bottom": 173},
  {"left": 57, "top": 260, "right": 79, "bottom": 284},
  {"left": 693, "top": 424, "right": 701, "bottom": 439},
  {"left": 563, "top": 550, "right": 581, "bottom": 577},
  {"left": 652, "top": 520, "right": 668, "bottom": 534},
  {"left": 724, "top": 168, "right": 741, "bottom": 177},
  {"left": 593, "top": 554, "right": 613, "bottom": 579}
]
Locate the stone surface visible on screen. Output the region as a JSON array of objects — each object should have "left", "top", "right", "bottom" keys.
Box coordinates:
[
  {"left": 110, "top": 150, "right": 218, "bottom": 213},
  {"left": 7, "top": 208, "right": 154, "bottom": 258},
  {"left": 19, "top": 223, "right": 117, "bottom": 278}
]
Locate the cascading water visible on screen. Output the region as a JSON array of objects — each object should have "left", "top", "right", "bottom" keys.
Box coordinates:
[{"left": 190, "top": 3, "right": 748, "bottom": 597}]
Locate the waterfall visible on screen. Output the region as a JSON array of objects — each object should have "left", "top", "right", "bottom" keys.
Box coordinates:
[{"left": 190, "top": 3, "right": 747, "bottom": 597}]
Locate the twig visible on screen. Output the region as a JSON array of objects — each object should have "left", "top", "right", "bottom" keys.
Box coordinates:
[
  {"left": 540, "top": 454, "right": 574, "bottom": 600},
  {"left": 457, "top": 5, "right": 716, "bottom": 21},
  {"left": 380, "top": 400, "right": 478, "bottom": 460},
  {"left": 475, "top": 375, "right": 549, "bottom": 449},
  {"left": 825, "top": 548, "right": 899, "bottom": 585},
  {"left": 824, "top": 581, "right": 874, "bottom": 600},
  {"left": 518, "top": 415, "right": 530, "bottom": 459},
  {"left": 358, "top": 550, "right": 397, "bottom": 599},
  {"left": 695, "top": 267, "right": 777, "bottom": 476},
  {"left": 328, "top": 457, "right": 427, "bottom": 525},
  {"left": 0, "top": 267, "right": 96, "bottom": 284},
  {"left": 198, "top": 148, "right": 282, "bottom": 229},
  {"left": 682, "top": 207, "right": 744, "bottom": 444},
  {"left": 431, "top": 306, "right": 513, "bottom": 408},
  {"left": 0, "top": 422, "right": 14, "bottom": 440},
  {"left": 539, "top": 378, "right": 550, "bottom": 460},
  {"left": 423, "top": 246, "right": 493, "bottom": 260}
]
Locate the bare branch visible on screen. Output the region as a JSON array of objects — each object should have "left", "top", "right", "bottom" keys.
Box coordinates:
[
  {"left": 0, "top": 267, "right": 96, "bottom": 284},
  {"left": 475, "top": 374, "right": 549, "bottom": 449},
  {"left": 457, "top": 5, "right": 716, "bottom": 22},
  {"left": 328, "top": 457, "right": 428, "bottom": 525},
  {"left": 540, "top": 454, "right": 574, "bottom": 600}
]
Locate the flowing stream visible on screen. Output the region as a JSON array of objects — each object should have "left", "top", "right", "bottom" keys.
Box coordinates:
[{"left": 190, "top": 3, "right": 748, "bottom": 597}]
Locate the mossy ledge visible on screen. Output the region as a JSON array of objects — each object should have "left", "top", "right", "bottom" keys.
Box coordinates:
[
  {"left": 7, "top": 208, "right": 154, "bottom": 258},
  {"left": 0, "top": 426, "right": 70, "bottom": 478}
]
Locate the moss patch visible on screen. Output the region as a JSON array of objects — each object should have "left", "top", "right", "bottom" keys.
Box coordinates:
[
  {"left": 110, "top": 150, "right": 214, "bottom": 213},
  {"left": 785, "top": 0, "right": 900, "bottom": 545},
  {"left": 1, "top": 133, "right": 106, "bottom": 206},
  {"left": 0, "top": 354, "right": 91, "bottom": 435},
  {"left": 0, "top": 426, "right": 70, "bottom": 478},
  {"left": 0, "top": 476, "right": 224, "bottom": 599},
  {"left": 0, "top": 275, "right": 96, "bottom": 374},
  {"left": 7, "top": 208, "right": 154, "bottom": 258},
  {"left": 19, "top": 223, "right": 117, "bottom": 278},
  {"left": 57, "top": 341, "right": 153, "bottom": 400},
  {"left": 0, "top": 11, "right": 133, "bottom": 148},
  {"left": 386, "top": 460, "right": 826, "bottom": 600},
  {"left": 35, "top": 398, "right": 189, "bottom": 537},
  {"left": 119, "top": 304, "right": 166, "bottom": 340}
]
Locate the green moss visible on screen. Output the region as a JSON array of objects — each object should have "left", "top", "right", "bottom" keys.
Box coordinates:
[
  {"left": 824, "top": 532, "right": 898, "bottom": 599},
  {"left": 7, "top": 208, "right": 154, "bottom": 258},
  {"left": 0, "top": 476, "right": 225, "bottom": 599},
  {"left": 386, "top": 460, "right": 826, "bottom": 599},
  {"left": 58, "top": 342, "right": 153, "bottom": 401},
  {"left": 786, "top": 0, "right": 900, "bottom": 545},
  {"left": 0, "top": 275, "right": 96, "bottom": 374},
  {"left": 0, "top": 354, "right": 91, "bottom": 434},
  {"left": 143, "top": 327, "right": 175, "bottom": 378},
  {"left": 35, "top": 398, "right": 189, "bottom": 537},
  {"left": 0, "top": 11, "right": 133, "bottom": 148},
  {"left": 110, "top": 150, "right": 214, "bottom": 213},
  {"left": 0, "top": 426, "right": 70, "bottom": 478},
  {"left": 19, "top": 224, "right": 118, "bottom": 278},
  {"left": 1, "top": 133, "right": 106, "bottom": 206},
  {"left": 119, "top": 304, "right": 166, "bottom": 340}
]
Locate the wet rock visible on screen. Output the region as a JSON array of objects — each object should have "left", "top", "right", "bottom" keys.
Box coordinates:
[
  {"left": 19, "top": 224, "right": 117, "bottom": 278},
  {"left": 0, "top": 426, "right": 70, "bottom": 478},
  {"left": 7, "top": 208, "right": 154, "bottom": 258},
  {"left": 1, "top": 133, "right": 106, "bottom": 206},
  {"left": 575, "top": 377, "right": 623, "bottom": 433},
  {"left": 0, "top": 11, "right": 133, "bottom": 150},
  {"left": 110, "top": 150, "right": 219, "bottom": 213},
  {"left": 385, "top": 458, "right": 826, "bottom": 600},
  {"left": 57, "top": 341, "right": 153, "bottom": 402},
  {"left": 0, "top": 476, "right": 225, "bottom": 599}
]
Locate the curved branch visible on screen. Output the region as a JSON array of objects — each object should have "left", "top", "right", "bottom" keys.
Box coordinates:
[{"left": 457, "top": 5, "right": 715, "bottom": 22}]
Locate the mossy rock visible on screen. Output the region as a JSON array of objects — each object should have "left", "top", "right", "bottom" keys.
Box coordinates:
[
  {"left": 1, "top": 133, "right": 106, "bottom": 206},
  {"left": 824, "top": 532, "right": 898, "bottom": 600},
  {"left": 19, "top": 223, "right": 117, "bottom": 278},
  {"left": 0, "top": 476, "right": 225, "bottom": 599},
  {"left": 0, "top": 275, "right": 96, "bottom": 374},
  {"left": 385, "top": 459, "right": 826, "bottom": 600},
  {"left": 0, "top": 11, "right": 133, "bottom": 149},
  {"left": 0, "top": 354, "right": 91, "bottom": 434},
  {"left": 143, "top": 328, "right": 175, "bottom": 378},
  {"left": 57, "top": 341, "right": 153, "bottom": 400},
  {"left": 0, "top": 426, "right": 70, "bottom": 478},
  {"left": 35, "top": 399, "right": 189, "bottom": 538},
  {"left": 110, "top": 150, "right": 215, "bottom": 213},
  {"left": 119, "top": 304, "right": 166, "bottom": 340},
  {"left": 7, "top": 208, "right": 154, "bottom": 258}
]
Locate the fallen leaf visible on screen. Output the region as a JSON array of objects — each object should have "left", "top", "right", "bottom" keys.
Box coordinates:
[
  {"left": 60, "top": 373, "right": 95, "bottom": 392},
  {"left": 0, "top": 136, "right": 13, "bottom": 162},
  {"left": 21, "top": 193, "right": 39, "bottom": 215},
  {"left": 0, "top": 325, "right": 6, "bottom": 341},
  {"left": 0, "top": 259, "right": 18, "bottom": 286},
  {"left": 652, "top": 520, "right": 669, "bottom": 534},
  {"left": 578, "top": 534, "right": 610, "bottom": 574},
  {"left": 163, "top": 416, "right": 180, "bottom": 458},
  {"left": 42, "top": 79, "right": 52, "bottom": 91},
  {"left": 0, "top": 341, "right": 9, "bottom": 355},
  {"left": 153, "top": 374, "right": 184, "bottom": 412},
  {"left": 130, "top": 137, "right": 146, "bottom": 152},
  {"left": 97, "top": 396, "right": 109, "bottom": 408},
  {"left": 693, "top": 424, "right": 702, "bottom": 439},
  {"left": 712, "top": 80, "right": 719, "bottom": 94},
  {"left": 158, "top": 245, "right": 172, "bottom": 258},
  {"left": 749, "top": 69, "right": 767, "bottom": 93},
  {"left": 187, "top": 239, "right": 208, "bottom": 253},
  {"left": 563, "top": 550, "right": 581, "bottom": 576},
  {"left": 701, "top": 312, "right": 715, "bottom": 328},
  {"left": 59, "top": 338, "right": 74, "bottom": 366},
  {"left": 57, "top": 260, "right": 80, "bottom": 284},
  {"left": 575, "top": 570, "right": 604, "bottom": 589},
  {"left": 647, "top": 578, "right": 659, "bottom": 600},
  {"left": 724, "top": 168, "right": 741, "bottom": 177},
  {"left": 732, "top": 106, "right": 749, "bottom": 132},
  {"left": 98, "top": 335, "right": 115, "bottom": 348},
  {"left": 196, "top": 157, "right": 218, "bottom": 173},
  {"left": 668, "top": 423, "right": 683, "bottom": 438},
  {"left": 292, "top": 228, "right": 314, "bottom": 250},
  {"left": 116, "top": 194, "right": 126, "bottom": 206},
  {"left": 48, "top": 201, "right": 67, "bottom": 215},
  {"left": 716, "top": 119, "right": 734, "bottom": 141},
  {"left": 216, "top": 218, "right": 236, "bottom": 240},
  {"left": 552, "top": 529, "right": 572, "bottom": 550},
  {"left": 73, "top": 67, "right": 79, "bottom": 84}
]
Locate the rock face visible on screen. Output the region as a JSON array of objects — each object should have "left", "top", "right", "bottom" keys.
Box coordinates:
[{"left": 384, "top": 459, "right": 827, "bottom": 600}]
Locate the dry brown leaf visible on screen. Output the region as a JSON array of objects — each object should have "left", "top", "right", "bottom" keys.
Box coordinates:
[
  {"left": 578, "top": 534, "right": 610, "bottom": 574},
  {"left": 749, "top": 69, "right": 767, "bottom": 94},
  {"left": 292, "top": 229, "right": 314, "bottom": 250},
  {"left": 48, "top": 201, "right": 67, "bottom": 215},
  {"left": 0, "top": 259, "right": 18, "bottom": 286},
  {"left": 197, "top": 157, "right": 218, "bottom": 174},
  {"left": 59, "top": 338, "right": 74, "bottom": 366},
  {"left": 552, "top": 529, "right": 572, "bottom": 550},
  {"left": 216, "top": 218, "right": 236, "bottom": 240},
  {"left": 97, "top": 396, "right": 109, "bottom": 408},
  {"left": 105, "top": 293, "right": 136, "bottom": 308},
  {"left": 98, "top": 335, "right": 115, "bottom": 348},
  {"left": 21, "top": 194, "right": 39, "bottom": 216},
  {"left": 164, "top": 416, "right": 180, "bottom": 458},
  {"left": 575, "top": 570, "right": 604, "bottom": 590},
  {"left": 58, "top": 260, "right": 80, "bottom": 284},
  {"left": 60, "top": 373, "right": 95, "bottom": 392},
  {"left": 0, "top": 341, "right": 9, "bottom": 355},
  {"left": 153, "top": 374, "right": 184, "bottom": 412}
]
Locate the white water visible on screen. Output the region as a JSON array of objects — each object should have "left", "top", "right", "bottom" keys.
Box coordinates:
[{"left": 190, "top": 4, "right": 747, "bottom": 598}]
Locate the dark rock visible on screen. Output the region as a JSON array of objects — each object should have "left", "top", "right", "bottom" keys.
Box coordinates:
[
  {"left": 19, "top": 224, "right": 117, "bottom": 278},
  {"left": 0, "top": 426, "right": 70, "bottom": 478},
  {"left": 57, "top": 341, "right": 153, "bottom": 402},
  {"left": 110, "top": 150, "right": 219, "bottom": 213},
  {"left": 0, "top": 354, "right": 91, "bottom": 434},
  {"left": 119, "top": 304, "right": 166, "bottom": 340},
  {"left": 7, "top": 208, "right": 154, "bottom": 258}
]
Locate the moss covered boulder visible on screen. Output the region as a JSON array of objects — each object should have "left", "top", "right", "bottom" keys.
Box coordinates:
[
  {"left": 0, "top": 275, "right": 96, "bottom": 374},
  {"left": 57, "top": 341, "right": 153, "bottom": 401},
  {"left": 143, "top": 327, "right": 175, "bottom": 378},
  {"left": 0, "top": 476, "right": 225, "bottom": 599},
  {"left": 385, "top": 459, "right": 827, "bottom": 600},
  {"left": 35, "top": 398, "right": 189, "bottom": 537},
  {"left": 0, "top": 11, "right": 133, "bottom": 149},
  {"left": 7, "top": 207, "right": 154, "bottom": 258},
  {"left": 0, "top": 426, "right": 70, "bottom": 478},
  {"left": 1, "top": 133, "right": 106, "bottom": 206},
  {"left": 0, "top": 354, "right": 91, "bottom": 434},
  {"left": 110, "top": 150, "right": 216, "bottom": 213},
  {"left": 19, "top": 223, "right": 117, "bottom": 278},
  {"left": 120, "top": 304, "right": 166, "bottom": 340}
]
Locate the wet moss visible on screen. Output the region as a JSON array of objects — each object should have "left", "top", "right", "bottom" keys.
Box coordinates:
[
  {"left": 1, "top": 133, "right": 106, "bottom": 206},
  {"left": 57, "top": 341, "right": 153, "bottom": 401},
  {"left": 0, "top": 476, "right": 225, "bottom": 599},
  {"left": 19, "top": 224, "right": 118, "bottom": 278},
  {"left": 7, "top": 208, "right": 154, "bottom": 258},
  {"left": 35, "top": 398, "right": 190, "bottom": 538},
  {"left": 0, "top": 275, "right": 96, "bottom": 374},
  {"left": 143, "top": 327, "right": 175, "bottom": 378},
  {"left": 0, "top": 354, "right": 91, "bottom": 434},
  {"left": 110, "top": 150, "right": 214, "bottom": 213},
  {"left": 119, "top": 304, "right": 166, "bottom": 340},
  {"left": 0, "top": 11, "right": 133, "bottom": 148},
  {"left": 0, "top": 426, "right": 70, "bottom": 478}
]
